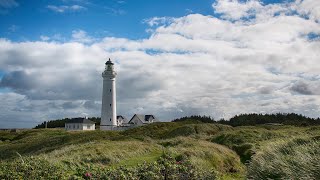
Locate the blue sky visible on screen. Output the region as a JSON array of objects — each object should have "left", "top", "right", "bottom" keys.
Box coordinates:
[
  {"left": 0, "top": 0, "right": 319, "bottom": 128},
  {"left": 0, "top": 0, "right": 217, "bottom": 41},
  {"left": 0, "top": 0, "right": 287, "bottom": 41}
]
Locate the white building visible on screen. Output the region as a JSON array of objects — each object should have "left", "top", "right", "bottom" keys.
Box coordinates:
[
  {"left": 65, "top": 117, "right": 95, "bottom": 131},
  {"left": 128, "top": 114, "right": 159, "bottom": 126},
  {"left": 100, "top": 59, "right": 117, "bottom": 130},
  {"left": 117, "top": 115, "right": 129, "bottom": 126}
]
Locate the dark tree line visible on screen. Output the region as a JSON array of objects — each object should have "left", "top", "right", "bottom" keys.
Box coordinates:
[
  {"left": 172, "top": 115, "right": 215, "bottom": 123},
  {"left": 34, "top": 117, "right": 101, "bottom": 129},
  {"left": 172, "top": 113, "right": 320, "bottom": 127},
  {"left": 224, "top": 113, "right": 320, "bottom": 126}
]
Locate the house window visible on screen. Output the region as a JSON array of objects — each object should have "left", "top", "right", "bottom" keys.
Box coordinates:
[
  {"left": 87, "top": 125, "right": 90, "bottom": 129},
  {"left": 77, "top": 124, "right": 79, "bottom": 129},
  {"left": 73, "top": 124, "right": 75, "bottom": 129}
]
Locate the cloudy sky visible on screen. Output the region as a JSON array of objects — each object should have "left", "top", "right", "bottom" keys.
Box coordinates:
[{"left": 0, "top": 0, "right": 319, "bottom": 128}]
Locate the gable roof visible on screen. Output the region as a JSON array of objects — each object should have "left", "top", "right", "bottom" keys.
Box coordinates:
[
  {"left": 117, "top": 115, "right": 128, "bottom": 123},
  {"left": 65, "top": 118, "right": 95, "bottom": 124},
  {"left": 145, "top": 115, "right": 156, "bottom": 122},
  {"left": 128, "top": 114, "right": 158, "bottom": 124}
]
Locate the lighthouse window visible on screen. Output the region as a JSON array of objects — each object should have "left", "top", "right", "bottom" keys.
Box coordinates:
[
  {"left": 110, "top": 104, "right": 112, "bottom": 107},
  {"left": 110, "top": 118, "right": 111, "bottom": 121},
  {"left": 110, "top": 89, "right": 111, "bottom": 92}
]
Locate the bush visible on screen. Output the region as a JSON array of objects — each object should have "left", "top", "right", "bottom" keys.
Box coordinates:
[{"left": 0, "top": 156, "right": 66, "bottom": 179}]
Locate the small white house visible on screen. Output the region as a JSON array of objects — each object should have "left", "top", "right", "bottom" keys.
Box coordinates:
[
  {"left": 128, "top": 114, "right": 158, "bottom": 126},
  {"left": 117, "top": 115, "right": 129, "bottom": 126},
  {"left": 65, "top": 117, "right": 95, "bottom": 131}
]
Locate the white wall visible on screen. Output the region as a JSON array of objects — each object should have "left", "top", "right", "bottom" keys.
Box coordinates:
[
  {"left": 65, "top": 123, "right": 95, "bottom": 131},
  {"left": 65, "top": 123, "right": 81, "bottom": 131},
  {"left": 82, "top": 123, "right": 95, "bottom": 130}
]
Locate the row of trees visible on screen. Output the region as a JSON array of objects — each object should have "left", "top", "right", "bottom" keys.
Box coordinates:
[
  {"left": 172, "top": 115, "right": 215, "bottom": 123},
  {"left": 225, "top": 113, "right": 320, "bottom": 126},
  {"left": 173, "top": 113, "right": 320, "bottom": 126}
]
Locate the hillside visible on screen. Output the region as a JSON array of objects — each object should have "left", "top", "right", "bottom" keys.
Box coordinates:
[{"left": 1, "top": 121, "right": 320, "bottom": 179}]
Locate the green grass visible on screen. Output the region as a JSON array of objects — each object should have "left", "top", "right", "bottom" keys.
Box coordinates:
[
  {"left": 0, "top": 122, "right": 319, "bottom": 179},
  {"left": 0, "top": 129, "right": 124, "bottom": 160},
  {"left": 247, "top": 137, "right": 320, "bottom": 179},
  {"left": 115, "top": 150, "right": 163, "bottom": 167},
  {"left": 40, "top": 140, "right": 163, "bottom": 167},
  {"left": 211, "top": 125, "right": 320, "bottom": 163},
  {"left": 162, "top": 137, "right": 244, "bottom": 176},
  {"left": 121, "top": 121, "right": 233, "bottom": 139}
]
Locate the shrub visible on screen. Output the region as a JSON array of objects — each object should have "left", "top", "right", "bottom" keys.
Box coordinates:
[{"left": 0, "top": 156, "right": 66, "bottom": 179}]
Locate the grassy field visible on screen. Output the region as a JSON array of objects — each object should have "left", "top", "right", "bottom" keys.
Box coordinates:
[{"left": 0, "top": 121, "right": 319, "bottom": 179}]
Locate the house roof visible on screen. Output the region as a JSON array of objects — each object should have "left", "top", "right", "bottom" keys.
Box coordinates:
[
  {"left": 117, "top": 115, "right": 129, "bottom": 123},
  {"left": 128, "top": 114, "right": 159, "bottom": 124},
  {"left": 145, "top": 115, "right": 157, "bottom": 122},
  {"left": 65, "top": 118, "right": 95, "bottom": 124}
]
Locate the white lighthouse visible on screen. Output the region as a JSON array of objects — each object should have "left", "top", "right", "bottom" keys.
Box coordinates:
[{"left": 100, "top": 58, "right": 117, "bottom": 130}]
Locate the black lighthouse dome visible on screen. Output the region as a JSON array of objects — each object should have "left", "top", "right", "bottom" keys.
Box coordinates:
[{"left": 105, "top": 58, "right": 114, "bottom": 65}]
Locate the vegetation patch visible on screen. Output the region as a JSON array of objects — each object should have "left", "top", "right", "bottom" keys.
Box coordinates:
[
  {"left": 247, "top": 138, "right": 320, "bottom": 179},
  {"left": 0, "top": 156, "right": 66, "bottom": 179},
  {"left": 210, "top": 126, "right": 307, "bottom": 163},
  {"left": 1, "top": 117, "right": 320, "bottom": 179}
]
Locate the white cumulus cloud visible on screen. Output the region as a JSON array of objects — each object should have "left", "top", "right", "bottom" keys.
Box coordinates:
[{"left": 72, "top": 30, "right": 95, "bottom": 43}]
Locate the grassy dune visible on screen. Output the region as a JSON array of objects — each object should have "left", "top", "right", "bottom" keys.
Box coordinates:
[
  {"left": 0, "top": 121, "right": 319, "bottom": 179},
  {"left": 248, "top": 137, "right": 320, "bottom": 179}
]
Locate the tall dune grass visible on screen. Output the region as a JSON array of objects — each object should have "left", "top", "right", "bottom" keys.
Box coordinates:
[
  {"left": 247, "top": 137, "right": 320, "bottom": 179},
  {"left": 1, "top": 124, "right": 320, "bottom": 179}
]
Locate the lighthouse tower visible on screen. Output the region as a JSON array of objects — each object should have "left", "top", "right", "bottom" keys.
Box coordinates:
[{"left": 100, "top": 58, "right": 117, "bottom": 130}]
